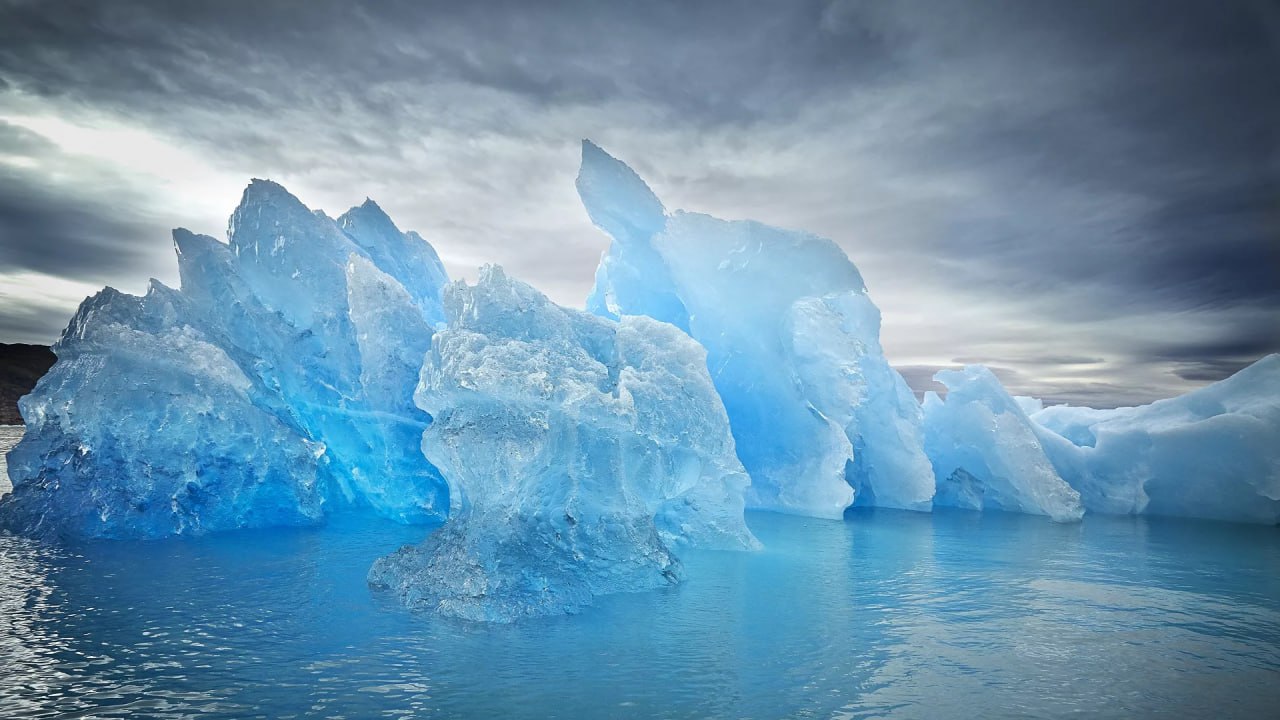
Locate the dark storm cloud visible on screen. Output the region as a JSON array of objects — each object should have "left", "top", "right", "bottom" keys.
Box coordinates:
[
  {"left": 0, "top": 298, "right": 78, "bottom": 345},
  {"left": 0, "top": 120, "right": 171, "bottom": 283},
  {"left": 0, "top": 1, "right": 899, "bottom": 124},
  {"left": 875, "top": 1, "right": 1280, "bottom": 313},
  {"left": 0, "top": 173, "right": 161, "bottom": 284},
  {"left": 1140, "top": 324, "right": 1280, "bottom": 383},
  {"left": 0, "top": 0, "right": 1276, "bottom": 403}
]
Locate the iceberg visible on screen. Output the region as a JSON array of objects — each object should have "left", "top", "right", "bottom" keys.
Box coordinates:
[
  {"left": 1032, "top": 354, "right": 1280, "bottom": 524},
  {"left": 1, "top": 284, "right": 326, "bottom": 538},
  {"left": 923, "top": 366, "right": 1084, "bottom": 522},
  {"left": 1, "top": 182, "right": 450, "bottom": 538},
  {"left": 369, "top": 266, "right": 757, "bottom": 622},
  {"left": 577, "top": 141, "right": 934, "bottom": 518},
  {"left": 4, "top": 141, "right": 1274, "bottom": 548}
]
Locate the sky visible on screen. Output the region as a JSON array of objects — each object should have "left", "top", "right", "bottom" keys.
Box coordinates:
[{"left": 0, "top": 0, "right": 1277, "bottom": 407}]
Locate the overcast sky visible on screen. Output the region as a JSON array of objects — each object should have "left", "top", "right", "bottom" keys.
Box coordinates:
[{"left": 0, "top": 0, "right": 1277, "bottom": 406}]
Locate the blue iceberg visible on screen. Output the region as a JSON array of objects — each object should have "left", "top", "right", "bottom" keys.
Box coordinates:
[
  {"left": 4, "top": 140, "right": 1276, "bottom": 555},
  {"left": 369, "top": 266, "right": 758, "bottom": 621},
  {"left": 923, "top": 366, "right": 1084, "bottom": 522},
  {"left": 577, "top": 141, "right": 934, "bottom": 518},
  {"left": 1, "top": 182, "right": 450, "bottom": 538},
  {"left": 1, "top": 284, "right": 327, "bottom": 538},
  {"left": 1032, "top": 354, "right": 1280, "bottom": 524}
]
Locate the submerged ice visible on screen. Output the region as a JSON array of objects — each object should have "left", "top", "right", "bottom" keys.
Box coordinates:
[
  {"left": 369, "top": 266, "right": 757, "bottom": 621},
  {"left": 1, "top": 182, "right": 450, "bottom": 538},
  {"left": 577, "top": 141, "right": 934, "bottom": 518}
]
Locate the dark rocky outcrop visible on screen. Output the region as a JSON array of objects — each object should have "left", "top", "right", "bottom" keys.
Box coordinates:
[{"left": 0, "top": 344, "right": 54, "bottom": 425}]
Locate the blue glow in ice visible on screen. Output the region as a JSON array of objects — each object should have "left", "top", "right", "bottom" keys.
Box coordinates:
[
  {"left": 369, "top": 266, "right": 757, "bottom": 621},
  {"left": 923, "top": 366, "right": 1084, "bottom": 522},
  {"left": 577, "top": 141, "right": 934, "bottom": 518},
  {"left": 1, "top": 182, "right": 450, "bottom": 538}
]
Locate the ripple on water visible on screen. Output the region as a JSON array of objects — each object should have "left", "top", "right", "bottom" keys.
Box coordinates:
[
  {"left": 0, "top": 424, "right": 22, "bottom": 495},
  {"left": 1, "top": 483, "right": 1279, "bottom": 718}
]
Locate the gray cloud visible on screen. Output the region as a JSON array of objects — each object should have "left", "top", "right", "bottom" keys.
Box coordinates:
[
  {"left": 0, "top": 119, "right": 180, "bottom": 286},
  {"left": 0, "top": 0, "right": 1276, "bottom": 405},
  {"left": 0, "top": 297, "right": 79, "bottom": 346}
]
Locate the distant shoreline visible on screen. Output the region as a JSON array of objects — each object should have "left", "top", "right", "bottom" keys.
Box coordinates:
[{"left": 0, "top": 343, "right": 53, "bottom": 426}]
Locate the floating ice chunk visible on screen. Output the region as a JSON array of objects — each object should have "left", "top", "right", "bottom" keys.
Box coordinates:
[
  {"left": 369, "top": 266, "right": 757, "bottom": 622},
  {"left": 2, "top": 182, "right": 451, "bottom": 538},
  {"left": 577, "top": 141, "right": 933, "bottom": 517},
  {"left": 1032, "top": 354, "right": 1280, "bottom": 523},
  {"left": 1, "top": 285, "right": 325, "bottom": 539},
  {"left": 923, "top": 366, "right": 1084, "bottom": 522}
]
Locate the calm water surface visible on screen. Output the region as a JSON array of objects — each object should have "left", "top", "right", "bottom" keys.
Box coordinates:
[{"left": 2, "top": 425, "right": 1279, "bottom": 719}]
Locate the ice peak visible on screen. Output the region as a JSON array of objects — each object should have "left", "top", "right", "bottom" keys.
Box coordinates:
[
  {"left": 239, "top": 178, "right": 298, "bottom": 205},
  {"left": 227, "top": 178, "right": 335, "bottom": 255},
  {"left": 172, "top": 227, "right": 225, "bottom": 258},
  {"left": 338, "top": 196, "right": 400, "bottom": 237},
  {"left": 336, "top": 195, "right": 449, "bottom": 326},
  {"left": 576, "top": 140, "right": 667, "bottom": 242}
]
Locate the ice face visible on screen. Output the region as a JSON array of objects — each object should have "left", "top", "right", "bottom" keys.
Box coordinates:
[
  {"left": 1, "top": 182, "right": 449, "bottom": 538},
  {"left": 2, "top": 285, "right": 325, "bottom": 539},
  {"left": 342, "top": 256, "right": 442, "bottom": 520},
  {"left": 368, "top": 266, "right": 758, "bottom": 622},
  {"left": 339, "top": 200, "right": 450, "bottom": 325},
  {"left": 1031, "top": 354, "right": 1280, "bottom": 524},
  {"left": 577, "top": 141, "right": 934, "bottom": 518},
  {"left": 923, "top": 366, "right": 1084, "bottom": 522}
]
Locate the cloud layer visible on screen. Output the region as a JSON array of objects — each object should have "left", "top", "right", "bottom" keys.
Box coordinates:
[{"left": 0, "top": 0, "right": 1276, "bottom": 405}]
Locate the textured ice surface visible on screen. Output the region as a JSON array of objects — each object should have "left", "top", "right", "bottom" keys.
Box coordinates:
[
  {"left": 923, "top": 366, "right": 1084, "bottom": 522},
  {"left": 5, "top": 143, "right": 1275, "bottom": 546},
  {"left": 2, "top": 285, "right": 325, "bottom": 538},
  {"left": 369, "top": 266, "right": 757, "bottom": 622},
  {"left": 339, "top": 200, "right": 450, "bottom": 325},
  {"left": 1, "top": 182, "right": 449, "bottom": 538},
  {"left": 578, "top": 141, "right": 934, "bottom": 518},
  {"left": 1032, "top": 354, "right": 1280, "bottom": 523}
]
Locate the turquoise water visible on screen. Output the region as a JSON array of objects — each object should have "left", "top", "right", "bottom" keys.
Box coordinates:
[{"left": 2, "top": 427, "right": 1279, "bottom": 718}]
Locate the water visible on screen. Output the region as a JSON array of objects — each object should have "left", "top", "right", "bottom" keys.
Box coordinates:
[
  {"left": 0, "top": 425, "right": 20, "bottom": 495},
  {"left": 2, "top": 427, "right": 1279, "bottom": 718}
]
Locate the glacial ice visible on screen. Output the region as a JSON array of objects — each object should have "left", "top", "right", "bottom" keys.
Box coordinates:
[
  {"left": 1, "top": 182, "right": 450, "bottom": 538},
  {"left": 3, "top": 138, "right": 1276, "bottom": 557},
  {"left": 368, "top": 266, "right": 758, "bottom": 621},
  {"left": 1, "top": 284, "right": 326, "bottom": 538},
  {"left": 923, "top": 366, "right": 1084, "bottom": 522},
  {"left": 1031, "top": 354, "right": 1280, "bottom": 524},
  {"left": 577, "top": 141, "right": 934, "bottom": 518},
  {"left": 339, "top": 200, "right": 450, "bottom": 326}
]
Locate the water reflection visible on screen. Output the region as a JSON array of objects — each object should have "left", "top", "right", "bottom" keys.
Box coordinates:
[
  {"left": 0, "top": 498, "right": 1277, "bottom": 718},
  {"left": 0, "top": 424, "right": 22, "bottom": 495}
]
